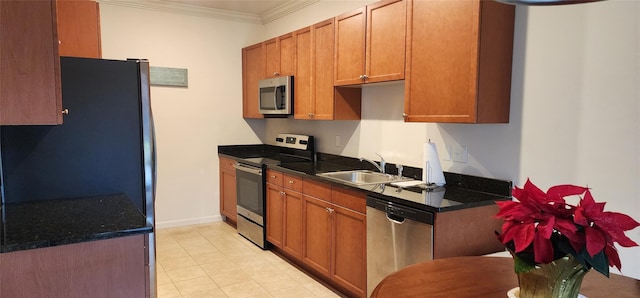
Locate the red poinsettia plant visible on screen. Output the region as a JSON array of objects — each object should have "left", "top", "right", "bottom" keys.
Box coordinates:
[{"left": 495, "top": 179, "right": 640, "bottom": 277}]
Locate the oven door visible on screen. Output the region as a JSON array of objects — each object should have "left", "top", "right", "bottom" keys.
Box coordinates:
[{"left": 234, "top": 163, "right": 264, "bottom": 225}]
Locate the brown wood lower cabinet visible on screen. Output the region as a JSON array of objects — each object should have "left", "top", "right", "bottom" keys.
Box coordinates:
[
  {"left": 302, "top": 194, "right": 333, "bottom": 277},
  {"left": 265, "top": 171, "right": 367, "bottom": 297},
  {"left": 266, "top": 172, "right": 305, "bottom": 260},
  {"left": 0, "top": 235, "right": 148, "bottom": 298},
  {"left": 330, "top": 188, "right": 366, "bottom": 297},
  {"left": 219, "top": 156, "right": 237, "bottom": 224},
  {"left": 302, "top": 181, "right": 367, "bottom": 298}
]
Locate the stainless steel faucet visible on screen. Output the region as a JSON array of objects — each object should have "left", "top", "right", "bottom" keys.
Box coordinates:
[{"left": 360, "top": 152, "right": 386, "bottom": 173}]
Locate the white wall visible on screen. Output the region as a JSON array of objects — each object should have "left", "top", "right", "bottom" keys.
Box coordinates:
[
  {"left": 100, "top": 4, "right": 265, "bottom": 227},
  {"left": 263, "top": 0, "right": 640, "bottom": 278}
]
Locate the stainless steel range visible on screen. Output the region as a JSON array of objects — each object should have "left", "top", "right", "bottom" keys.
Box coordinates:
[{"left": 234, "top": 133, "right": 314, "bottom": 249}]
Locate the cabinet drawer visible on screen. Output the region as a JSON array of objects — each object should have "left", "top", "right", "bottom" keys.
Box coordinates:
[
  {"left": 303, "top": 178, "right": 332, "bottom": 200},
  {"left": 219, "top": 157, "right": 236, "bottom": 172},
  {"left": 332, "top": 186, "right": 366, "bottom": 214},
  {"left": 283, "top": 174, "right": 302, "bottom": 192},
  {"left": 266, "top": 169, "right": 283, "bottom": 186}
]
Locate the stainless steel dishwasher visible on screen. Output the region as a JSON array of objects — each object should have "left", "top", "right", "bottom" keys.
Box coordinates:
[{"left": 366, "top": 194, "right": 434, "bottom": 297}]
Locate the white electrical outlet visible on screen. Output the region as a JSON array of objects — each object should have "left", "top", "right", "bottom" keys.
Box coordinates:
[
  {"left": 335, "top": 135, "right": 341, "bottom": 147},
  {"left": 452, "top": 145, "right": 468, "bottom": 163}
]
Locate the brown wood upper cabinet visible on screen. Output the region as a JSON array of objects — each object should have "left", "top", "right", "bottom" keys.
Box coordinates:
[
  {"left": 56, "top": 0, "right": 102, "bottom": 58},
  {"left": 0, "top": 0, "right": 63, "bottom": 125},
  {"left": 294, "top": 19, "right": 362, "bottom": 120},
  {"left": 264, "top": 33, "right": 295, "bottom": 77},
  {"left": 403, "top": 0, "right": 515, "bottom": 123},
  {"left": 241, "top": 42, "right": 265, "bottom": 118},
  {"left": 334, "top": 0, "right": 406, "bottom": 86}
]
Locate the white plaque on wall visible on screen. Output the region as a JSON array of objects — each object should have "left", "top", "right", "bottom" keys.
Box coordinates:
[{"left": 150, "top": 66, "right": 188, "bottom": 87}]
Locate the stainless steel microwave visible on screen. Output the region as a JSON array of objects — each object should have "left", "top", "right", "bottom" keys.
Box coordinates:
[{"left": 258, "top": 76, "right": 293, "bottom": 115}]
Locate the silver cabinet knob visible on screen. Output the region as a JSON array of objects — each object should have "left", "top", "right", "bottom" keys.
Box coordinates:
[
  {"left": 362, "top": 74, "right": 368, "bottom": 80},
  {"left": 359, "top": 75, "right": 364, "bottom": 80},
  {"left": 61, "top": 109, "right": 69, "bottom": 115},
  {"left": 288, "top": 180, "right": 294, "bottom": 184},
  {"left": 402, "top": 113, "right": 408, "bottom": 118},
  {"left": 273, "top": 72, "right": 279, "bottom": 76},
  {"left": 270, "top": 175, "right": 276, "bottom": 179}
]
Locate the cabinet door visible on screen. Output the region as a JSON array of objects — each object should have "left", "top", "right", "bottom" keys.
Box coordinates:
[
  {"left": 264, "top": 38, "right": 279, "bottom": 77},
  {"left": 293, "top": 26, "right": 313, "bottom": 119},
  {"left": 311, "top": 19, "right": 336, "bottom": 120},
  {"left": 242, "top": 42, "right": 265, "bottom": 119},
  {"left": 283, "top": 189, "right": 303, "bottom": 259},
  {"left": 278, "top": 33, "right": 295, "bottom": 76},
  {"left": 266, "top": 183, "right": 285, "bottom": 248},
  {"left": 56, "top": 0, "right": 101, "bottom": 58},
  {"left": 366, "top": 0, "right": 406, "bottom": 83},
  {"left": 334, "top": 8, "right": 365, "bottom": 86},
  {"left": 302, "top": 194, "right": 332, "bottom": 277},
  {"left": 220, "top": 168, "right": 237, "bottom": 223},
  {"left": 265, "top": 33, "right": 295, "bottom": 78},
  {"left": 0, "top": 0, "right": 62, "bottom": 125},
  {"left": 331, "top": 191, "right": 367, "bottom": 297},
  {"left": 404, "top": 0, "right": 514, "bottom": 123}
]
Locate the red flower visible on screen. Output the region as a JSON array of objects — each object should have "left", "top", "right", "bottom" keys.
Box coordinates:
[
  {"left": 574, "top": 189, "right": 640, "bottom": 270},
  {"left": 496, "top": 179, "right": 640, "bottom": 274}
]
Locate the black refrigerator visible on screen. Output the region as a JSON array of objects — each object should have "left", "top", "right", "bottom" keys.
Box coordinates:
[{"left": 0, "top": 57, "right": 156, "bottom": 295}]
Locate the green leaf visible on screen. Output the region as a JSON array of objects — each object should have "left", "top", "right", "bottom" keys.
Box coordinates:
[
  {"left": 578, "top": 249, "right": 609, "bottom": 277},
  {"left": 513, "top": 253, "right": 536, "bottom": 273}
]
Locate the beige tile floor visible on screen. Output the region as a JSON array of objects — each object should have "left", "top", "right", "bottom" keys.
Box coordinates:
[{"left": 155, "top": 221, "right": 344, "bottom": 298}]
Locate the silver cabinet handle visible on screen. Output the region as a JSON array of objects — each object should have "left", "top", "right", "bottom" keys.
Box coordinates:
[
  {"left": 362, "top": 74, "right": 368, "bottom": 80},
  {"left": 402, "top": 113, "right": 408, "bottom": 118},
  {"left": 288, "top": 180, "right": 294, "bottom": 184},
  {"left": 280, "top": 191, "right": 286, "bottom": 196},
  {"left": 270, "top": 175, "right": 276, "bottom": 179},
  {"left": 273, "top": 72, "right": 279, "bottom": 76},
  {"left": 61, "top": 108, "right": 69, "bottom": 115}
]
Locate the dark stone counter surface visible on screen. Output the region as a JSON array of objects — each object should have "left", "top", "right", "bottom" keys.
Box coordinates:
[
  {"left": 219, "top": 145, "right": 512, "bottom": 213},
  {"left": 1, "top": 194, "right": 152, "bottom": 253}
]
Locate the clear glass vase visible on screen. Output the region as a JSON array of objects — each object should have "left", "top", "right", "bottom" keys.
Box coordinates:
[{"left": 517, "top": 255, "right": 588, "bottom": 298}]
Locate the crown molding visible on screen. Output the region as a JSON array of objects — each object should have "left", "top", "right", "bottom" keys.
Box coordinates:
[
  {"left": 99, "top": 0, "right": 263, "bottom": 24},
  {"left": 261, "top": 0, "right": 320, "bottom": 24},
  {"left": 99, "top": 0, "right": 318, "bottom": 25}
]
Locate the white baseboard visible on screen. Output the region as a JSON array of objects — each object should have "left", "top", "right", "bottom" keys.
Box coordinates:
[{"left": 155, "top": 215, "right": 222, "bottom": 229}]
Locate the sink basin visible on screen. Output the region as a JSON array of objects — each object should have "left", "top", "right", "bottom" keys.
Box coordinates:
[{"left": 317, "top": 170, "right": 411, "bottom": 186}]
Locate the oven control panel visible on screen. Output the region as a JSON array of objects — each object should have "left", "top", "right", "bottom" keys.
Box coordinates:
[{"left": 275, "top": 133, "right": 313, "bottom": 150}]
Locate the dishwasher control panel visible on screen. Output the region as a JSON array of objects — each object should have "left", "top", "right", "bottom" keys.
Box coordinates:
[{"left": 367, "top": 195, "right": 434, "bottom": 225}]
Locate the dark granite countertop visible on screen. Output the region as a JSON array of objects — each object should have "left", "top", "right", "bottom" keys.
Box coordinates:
[
  {"left": 219, "top": 146, "right": 512, "bottom": 213},
  {"left": 1, "top": 194, "right": 152, "bottom": 253}
]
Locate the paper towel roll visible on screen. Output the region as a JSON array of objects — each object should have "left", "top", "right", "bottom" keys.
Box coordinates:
[{"left": 423, "top": 141, "right": 446, "bottom": 186}]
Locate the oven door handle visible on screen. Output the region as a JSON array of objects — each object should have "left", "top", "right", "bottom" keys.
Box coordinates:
[{"left": 233, "top": 163, "right": 262, "bottom": 175}]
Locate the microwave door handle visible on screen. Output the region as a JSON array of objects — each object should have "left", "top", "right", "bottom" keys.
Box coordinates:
[{"left": 274, "top": 86, "right": 279, "bottom": 111}]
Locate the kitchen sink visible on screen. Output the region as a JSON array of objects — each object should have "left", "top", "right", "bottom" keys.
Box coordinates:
[{"left": 317, "top": 170, "right": 412, "bottom": 186}]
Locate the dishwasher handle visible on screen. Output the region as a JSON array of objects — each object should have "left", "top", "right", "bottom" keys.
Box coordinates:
[{"left": 386, "top": 213, "right": 406, "bottom": 224}]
